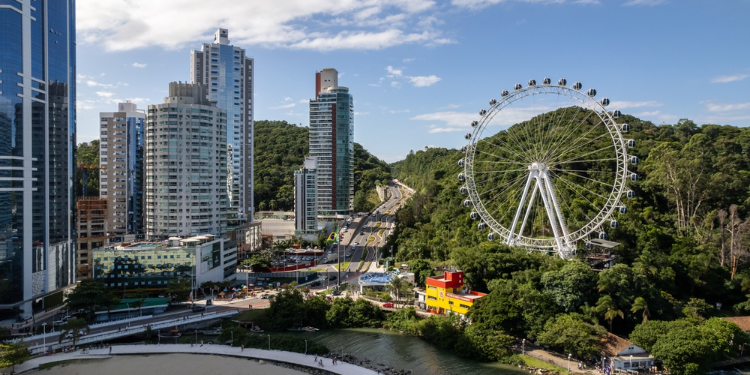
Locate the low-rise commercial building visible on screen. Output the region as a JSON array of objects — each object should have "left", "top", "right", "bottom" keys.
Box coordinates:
[
  {"left": 425, "top": 270, "right": 486, "bottom": 317},
  {"left": 601, "top": 333, "right": 655, "bottom": 371},
  {"left": 92, "top": 234, "right": 237, "bottom": 293}
]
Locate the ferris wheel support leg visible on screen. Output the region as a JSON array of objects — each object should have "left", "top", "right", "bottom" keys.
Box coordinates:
[
  {"left": 535, "top": 176, "right": 566, "bottom": 254},
  {"left": 507, "top": 172, "right": 534, "bottom": 246},
  {"left": 517, "top": 183, "right": 539, "bottom": 239},
  {"left": 541, "top": 171, "right": 574, "bottom": 253}
]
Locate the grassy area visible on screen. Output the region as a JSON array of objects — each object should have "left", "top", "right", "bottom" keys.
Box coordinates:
[
  {"left": 366, "top": 236, "right": 376, "bottom": 245},
  {"left": 302, "top": 268, "right": 325, "bottom": 272},
  {"left": 385, "top": 210, "right": 390, "bottom": 214},
  {"left": 375, "top": 221, "right": 382, "bottom": 228},
  {"left": 333, "top": 261, "right": 351, "bottom": 270},
  {"left": 321, "top": 282, "right": 349, "bottom": 294},
  {"left": 378, "top": 229, "right": 385, "bottom": 237},
  {"left": 355, "top": 249, "right": 369, "bottom": 272},
  {"left": 518, "top": 354, "right": 570, "bottom": 374}
]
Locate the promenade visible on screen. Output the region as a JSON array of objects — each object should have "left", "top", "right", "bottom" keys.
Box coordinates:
[{"left": 13, "top": 344, "right": 379, "bottom": 374}]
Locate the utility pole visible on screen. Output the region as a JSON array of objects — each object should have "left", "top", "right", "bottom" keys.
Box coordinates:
[{"left": 337, "top": 219, "right": 342, "bottom": 288}]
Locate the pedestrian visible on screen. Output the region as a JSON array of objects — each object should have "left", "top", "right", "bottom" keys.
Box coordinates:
[
  {"left": 109, "top": 346, "right": 112, "bottom": 355},
  {"left": 241, "top": 345, "right": 244, "bottom": 351},
  {"left": 314, "top": 354, "right": 318, "bottom": 362},
  {"left": 191, "top": 341, "right": 193, "bottom": 347}
]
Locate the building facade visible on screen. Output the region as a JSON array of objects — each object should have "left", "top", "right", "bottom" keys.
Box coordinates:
[
  {"left": 309, "top": 69, "right": 354, "bottom": 217},
  {"left": 99, "top": 101, "right": 145, "bottom": 239},
  {"left": 190, "top": 29, "right": 254, "bottom": 226},
  {"left": 294, "top": 156, "right": 318, "bottom": 236},
  {"left": 0, "top": 0, "right": 76, "bottom": 315},
  {"left": 144, "top": 82, "right": 228, "bottom": 239},
  {"left": 92, "top": 234, "right": 237, "bottom": 293},
  {"left": 425, "top": 270, "right": 486, "bottom": 317},
  {"left": 75, "top": 197, "right": 111, "bottom": 279}
]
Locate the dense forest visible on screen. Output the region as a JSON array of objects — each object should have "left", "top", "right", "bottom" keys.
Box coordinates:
[
  {"left": 390, "top": 115, "right": 750, "bottom": 374},
  {"left": 73, "top": 121, "right": 391, "bottom": 212}
]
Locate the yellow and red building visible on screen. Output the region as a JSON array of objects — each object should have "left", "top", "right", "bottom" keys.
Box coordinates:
[{"left": 425, "top": 270, "right": 486, "bottom": 317}]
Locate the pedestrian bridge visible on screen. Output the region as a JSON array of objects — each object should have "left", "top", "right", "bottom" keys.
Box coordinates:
[
  {"left": 27, "top": 309, "right": 242, "bottom": 354},
  {"left": 15, "top": 344, "right": 378, "bottom": 375}
]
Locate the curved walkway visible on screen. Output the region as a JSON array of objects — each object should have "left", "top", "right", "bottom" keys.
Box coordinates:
[{"left": 13, "top": 344, "right": 378, "bottom": 374}]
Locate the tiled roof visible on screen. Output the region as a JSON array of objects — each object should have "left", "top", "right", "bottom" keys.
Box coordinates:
[
  {"left": 601, "top": 332, "right": 634, "bottom": 357},
  {"left": 722, "top": 316, "right": 750, "bottom": 332}
]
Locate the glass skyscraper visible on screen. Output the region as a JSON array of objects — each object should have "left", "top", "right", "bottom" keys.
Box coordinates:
[
  {"left": 190, "top": 29, "right": 254, "bottom": 227},
  {"left": 309, "top": 69, "right": 354, "bottom": 217},
  {"left": 0, "top": 0, "right": 76, "bottom": 315}
]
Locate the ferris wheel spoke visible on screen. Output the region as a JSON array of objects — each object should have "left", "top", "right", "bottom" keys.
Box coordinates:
[
  {"left": 555, "top": 158, "right": 618, "bottom": 165},
  {"left": 475, "top": 168, "right": 529, "bottom": 175},
  {"left": 489, "top": 114, "right": 536, "bottom": 161},
  {"left": 552, "top": 172, "right": 611, "bottom": 201},
  {"left": 553, "top": 169, "right": 614, "bottom": 189},
  {"left": 553, "top": 129, "right": 610, "bottom": 163},
  {"left": 550, "top": 168, "right": 616, "bottom": 174},
  {"left": 544, "top": 107, "right": 599, "bottom": 162},
  {"left": 482, "top": 174, "right": 528, "bottom": 206},
  {"left": 539, "top": 100, "right": 574, "bottom": 160},
  {"left": 554, "top": 143, "right": 615, "bottom": 166},
  {"left": 476, "top": 159, "right": 529, "bottom": 166},
  {"left": 477, "top": 139, "right": 531, "bottom": 164},
  {"left": 552, "top": 178, "right": 595, "bottom": 234},
  {"left": 550, "top": 171, "right": 600, "bottom": 222},
  {"left": 542, "top": 105, "right": 591, "bottom": 161},
  {"left": 477, "top": 173, "right": 526, "bottom": 197}
]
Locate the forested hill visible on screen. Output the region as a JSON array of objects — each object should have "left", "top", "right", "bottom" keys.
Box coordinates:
[
  {"left": 388, "top": 114, "right": 750, "bottom": 372},
  {"left": 254, "top": 120, "right": 390, "bottom": 211}
]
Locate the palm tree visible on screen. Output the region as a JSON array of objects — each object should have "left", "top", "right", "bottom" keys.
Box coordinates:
[
  {"left": 630, "top": 297, "right": 650, "bottom": 322},
  {"left": 596, "top": 295, "right": 624, "bottom": 332},
  {"left": 387, "top": 276, "right": 405, "bottom": 305},
  {"left": 58, "top": 318, "right": 90, "bottom": 347},
  {"left": 131, "top": 298, "right": 146, "bottom": 317},
  {"left": 399, "top": 281, "right": 415, "bottom": 307}
]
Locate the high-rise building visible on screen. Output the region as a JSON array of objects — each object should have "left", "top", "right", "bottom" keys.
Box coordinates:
[
  {"left": 0, "top": 0, "right": 76, "bottom": 315},
  {"left": 145, "top": 82, "right": 228, "bottom": 239},
  {"left": 99, "top": 101, "right": 145, "bottom": 239},
  {"left": 294, "top": 157, "right": 318, "bottom": 236},
  {"left": 190, "top": 29, "right": 254, "bottom": 226},
  {"left": 309, "top": 69, "right": 354, "bottom": 217},
  {"left": 75, "top": 197, "right": 111, "bottom": 279}
]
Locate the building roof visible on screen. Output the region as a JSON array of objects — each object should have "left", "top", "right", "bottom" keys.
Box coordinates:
[
  {"left": 601, "top": 333, "right": 636, "bottom": 357},
  {"left": 722, "top": 316, "right": 750, "bottom": 332}
]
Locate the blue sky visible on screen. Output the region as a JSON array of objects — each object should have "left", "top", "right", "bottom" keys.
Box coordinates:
[{"left": 76, "top": 0, "right": 750, "bottom": 162}]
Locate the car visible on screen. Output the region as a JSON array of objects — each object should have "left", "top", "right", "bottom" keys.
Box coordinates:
[
  {"left": 260, "top": 294, "right": 270, "bottom": 299},
  {"left": 332, "top": 290, "right": 342, "bottom": 296},
  {"left": 382, "top": 302, "right": 394, "bottom": 308},
  {"left": 329, "top": 275, "right": 337, "bottom": 281},
  {"left": 192, "top": 305, "right": 206, "bottom": 312},
  {"left": 311, "top": 281, "right": 321, "bottom": 287}
]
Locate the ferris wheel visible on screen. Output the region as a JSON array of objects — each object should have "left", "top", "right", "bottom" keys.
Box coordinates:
[{"left": 458, "top": 78, "right": 637, "bottom": 259}]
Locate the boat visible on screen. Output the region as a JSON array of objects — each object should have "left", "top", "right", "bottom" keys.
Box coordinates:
[
  {"left": 304, "top": 326, "right": 319, "bottom": 332},
  {"left": 250, "top": 326, "right": 264, "bottom": 333},
  {"left": 201, "top": 328, "right": 222, "bottom": 336},
  {"left": 288, "top": 326, "right": 319, "bottom": 332}
]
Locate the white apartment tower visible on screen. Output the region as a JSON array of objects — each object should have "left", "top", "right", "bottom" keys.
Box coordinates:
[
  {"left": 144, "top": 82, "right": 229, "bottom": 239},
  {"left": 294, "top": 157, "right": 318, "bottom": 235},
  {"left": 99, "top": 101, "right": 146, "bottom": 239},
  {"left": 309, "top": 69, "right": 354, "bottom": 217},
  {"left": 190, "top": 29, "right": 254, "bottom": 227}
]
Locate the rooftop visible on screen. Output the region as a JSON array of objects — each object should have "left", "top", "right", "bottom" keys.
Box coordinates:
[
  {"left": 601, "top": 333, "right": 641, "bottom": 357},
  {"left": 722, "top": 316, "right": 750, "bottom": 331}
]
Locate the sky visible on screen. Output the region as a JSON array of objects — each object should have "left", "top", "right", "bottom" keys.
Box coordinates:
[{"left": 76, "top": 0, "right": 750, "bottom": 163}]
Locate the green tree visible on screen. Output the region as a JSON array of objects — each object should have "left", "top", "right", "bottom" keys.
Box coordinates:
[
  {"left": 166, "top": 279, "right": 192, "bottom": 303},
  {"left": 596, "top": 295, "right": 624, "bottom": 332},
  {"left": 58, "top": 318, "right": 90, "bottom": 347},
  {"left": 265, "top": 286, "right": 305, "bottom": 331},
  {"left": 65, "top": 279, "right": 116, "bottom": 319},
  {"left": 650, "top": 324, "right": 715, "bottom": 375},
  {"left": 541, "top": 261, "right": 597, "bottom": 313},
  {"left": 131, "top": 298, "right": 146, "bottom": 317},
  {"left": 629, "top": 320, "right": 676, "bottom": 353},
  {"left": 0, "top": 340, "right": 30, "bottom": 372},
  {"left": 537, "top": 313, "right": 606, "bottom": 358},
  {"left": 631, "top": 297, "right": 650, "bottom": 323},
  {"left": 409, "top": 259, "right": 435, "bottom": 287},
  {"left": 387, "top": 276, "right": 405, "bottom": 305}
]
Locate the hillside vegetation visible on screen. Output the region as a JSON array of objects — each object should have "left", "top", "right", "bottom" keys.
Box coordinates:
[{"left": 390, "top": 114, "right": 750, "bottom": 374}]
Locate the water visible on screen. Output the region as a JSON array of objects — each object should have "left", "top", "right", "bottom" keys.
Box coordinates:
[{"left": 310, "top": 328, "right": 528, "bottom": 375}]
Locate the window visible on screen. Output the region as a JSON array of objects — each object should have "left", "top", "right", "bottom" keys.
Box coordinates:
[
  {"left": 427, "top": 296, "right": 437, "bottom": 301},
  {"left": 459, "top": 304, "right": 470, "bottom": 309}
]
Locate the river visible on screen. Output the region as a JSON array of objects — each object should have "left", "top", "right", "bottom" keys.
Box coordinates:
[{"left": 309, "top": 328, "right": 529, "bottom": 375}]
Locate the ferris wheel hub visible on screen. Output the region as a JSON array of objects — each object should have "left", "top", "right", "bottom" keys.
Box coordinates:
[{"left": 529, "top": 162, "right": 548, "bottom": 171}]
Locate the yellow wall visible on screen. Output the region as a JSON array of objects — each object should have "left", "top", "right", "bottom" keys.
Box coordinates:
[{"left": 426, "top": 285, "right": 475, "bottom": 315}]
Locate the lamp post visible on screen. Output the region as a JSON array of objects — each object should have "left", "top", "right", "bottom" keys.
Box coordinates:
[
  {"left": 741, "top": 343, "right": 746, "bottom": 356},
  {"left": 42, "top": 323, "right": 47, "bottom": 354},
  {"left": 305, "top": 339, "right": 307, "bottom": 355},
  {"left": 568, "top": 353, "right": 571, "bottom": 373},
  {"left": 268, "top": 334, "right": 271, "bottom": 350},
  {"left": 630, "top": 354, "right": 633, "bottom": 370},
  {"left": 522, "top": 338, "right": 525, "bottom": 355}
]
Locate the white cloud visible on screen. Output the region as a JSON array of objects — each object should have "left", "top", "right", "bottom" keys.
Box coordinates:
[
  {"left": 132, "top": 62, "right": 147, "bottom": 68},
  {"left": 354, "top": 111, "right": 370, "bottom": 115},
  {"left": 77, "top": 0, "right": 442, "bottom": 52},
  {"left": 623, "top": 0, "right": 666, "bottom": 6},
  {"left": 387, "top": 66, "right": 403, "bottom": 77},
  {"left": 391, "top": 81, "right": 401, "bottom": 88},
  {"left": 403, "top": 58, "right": 415, "bottom": 63},
  {"left": 633, "top": 111, "right": 662, "bottom": 117},
  {"left": 711, "top": 74, "right": 749, "bottom": 84},
  {"left": 452, "top": 0, "right": 598, "bottom": 10},
  {"left": 408, "top": 75, "right": 441, "bottom": 87},
  {"left": 87, "top": 80, "right": 113, "bottom": 88},
  {"left": 389, "top": 109, "right": 410, "bottom": 114},
  {"left": 441, "top": 104, "right": 461, "bottom": 109},
  {"left": 299, "top": 99, "right": 310, "bottom": 103},
  {"left": 413, "top": 106, "right": 554, "bottom": 133},
  {"left": 96, "top": 91, "right": 115, "bottom": 98},
  {"left": 270, "top": 103, "right": 296, "bottom": 109},
  {"left": 412, "top": 111, "right": 474, "bottom": 127},
  {"left": 609, "top": 100, "right": 662, "bottom": 109},
  {"left": 706, "top": 102, "right": 750, "bottom": 112},
  {"left": 283, "top": 97, "right": 293, "bottom": 102}
]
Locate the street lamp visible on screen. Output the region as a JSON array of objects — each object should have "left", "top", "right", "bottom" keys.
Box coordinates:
[
  {"left": 522, "top": 338, "right": 525, "bottom": 355},
  {"left": 568, "top": 353, "right": 571, "bottom": 373},
  {"left": 42, "top": 323, "right": 47, "bottom": 354},
  {"left": 630, "top": 354, "right": 633, "bottom": 370},
  {"left": 268, "top": 334, "right": 271, "bottom": 350},
  {"left": 305, "top": 339, "right": 307, "bottom": 355}
]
